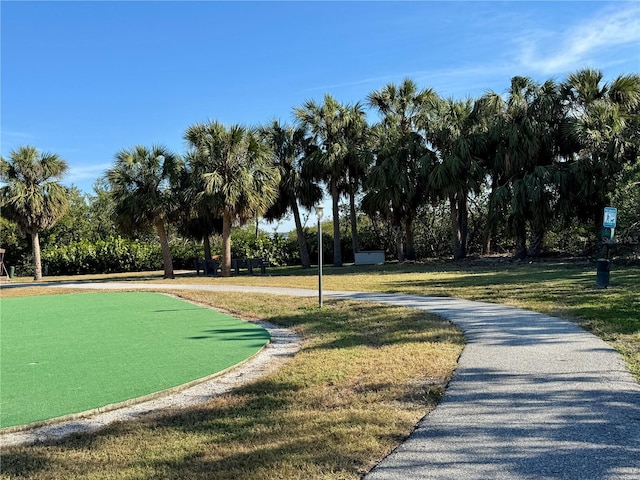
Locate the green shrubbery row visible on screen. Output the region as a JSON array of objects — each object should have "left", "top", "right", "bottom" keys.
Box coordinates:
[
  {"left": 230, "top": 229, "right": 299, "bottom": 267},
  {"left": 42, "top": 237, "right": 178, "bottom": 275},
  {"left": 38, "top": 230, "right": 302, "bottom": 276}
]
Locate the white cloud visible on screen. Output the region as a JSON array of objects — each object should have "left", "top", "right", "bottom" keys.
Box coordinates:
[
  {"left": 302, "top": 72, "right": 410, "bottom": 97},
  {"left": 65, "top": 162, "right": 111, "bottom": 190},
  {"left": 300, "top": 4, "right": 639, "bottom": 101},
  {"left": 0, "top": 130, "right": 35, "bottom": 151},
  {"left": 516, "top": 4, "right": 640, "bottom": 75},
  {"left": 1, "top": 130, "right": 33, "bottom": 139}
]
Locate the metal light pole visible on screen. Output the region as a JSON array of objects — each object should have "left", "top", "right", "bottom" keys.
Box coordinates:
[{"left": 316, "top": 205, "right": 324, "bottom": 308}]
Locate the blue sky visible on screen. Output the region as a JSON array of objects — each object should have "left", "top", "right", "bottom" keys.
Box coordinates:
[{"left": 2, "top": 1, "right": 639, "bottom": 231}]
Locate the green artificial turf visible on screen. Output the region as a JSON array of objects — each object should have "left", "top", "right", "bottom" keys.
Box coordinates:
[{"left": 0, "top": 292, "right": 270, "bottom": 428}]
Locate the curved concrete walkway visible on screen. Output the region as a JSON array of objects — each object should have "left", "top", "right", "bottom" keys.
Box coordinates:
[
  {"left": 2, "top": 282, "right": 639, "bottom": 478},
  {"left": 335, "top": 293, "right": 640, "bottom": 480}
]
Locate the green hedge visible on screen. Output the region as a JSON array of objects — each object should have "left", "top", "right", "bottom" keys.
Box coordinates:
[
  {"left": 41, "top": 237, "right": 204, "bottom": 275},
  {"left": 40, "top": 231, "right": 301, "bottom": 276},
  {"left": 228, "top": 228, "right": 299, "bottom": 266},
  {"left": 42, "top": 237, "right": 160, "bottom": 275}
]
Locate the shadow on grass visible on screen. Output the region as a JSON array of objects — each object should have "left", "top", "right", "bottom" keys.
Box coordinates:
[
  {"left": 186, "top": 328, "right": 270, "bottom": 342},
  {"left": 0, "top": 451, "right": 51, "bottom": 478}
]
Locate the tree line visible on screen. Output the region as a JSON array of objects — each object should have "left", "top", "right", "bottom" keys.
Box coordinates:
[{"left": 2, "top": 68, "right": 639, "bottom": 280}]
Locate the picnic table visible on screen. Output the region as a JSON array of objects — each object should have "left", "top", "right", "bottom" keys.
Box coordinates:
[
  {"left": 232, "top": 258, "right": 269, "bottom": 275},
  {"left": 194, "top": 258, "right": 219, "bottom": 276}
]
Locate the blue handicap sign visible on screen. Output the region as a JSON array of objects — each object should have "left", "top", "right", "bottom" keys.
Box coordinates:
[{"left": 603, "top": 207, "right": 617, "bottom": 228}]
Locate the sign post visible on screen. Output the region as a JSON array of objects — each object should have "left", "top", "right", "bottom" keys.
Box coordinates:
[
  {"left": 602, "top": 207, "right": 617, "bottom": 242},
  {"left": 315, "top": 205, "right": 324, "bottom": 308},
  {"left": 597, "top": 207, "right": 617, "bottom": 288}
]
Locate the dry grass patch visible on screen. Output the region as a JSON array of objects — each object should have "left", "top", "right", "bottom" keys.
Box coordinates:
[
  {"left": 0, "top": 289, "right": 463, "bottom": 479},
  {"left": 0, "top": 286, "right": 92, "bottom": 298}
]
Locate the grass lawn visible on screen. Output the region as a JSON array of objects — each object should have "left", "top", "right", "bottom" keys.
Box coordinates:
[
  {"left": 0, "top": 260, "right": 637, "bottom": 479},
  {"left": 0, "top": 292, "right": 269, "bottom": 428}
]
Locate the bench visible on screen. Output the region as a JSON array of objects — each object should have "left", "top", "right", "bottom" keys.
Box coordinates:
[
  {"left": 194, "top": 258, "right": 219, "bottom": 276},
  {"left": 354, "top": 250, "right": 385, "bottom": 265},
  {"left": 232, "top": 258, "right": 268, "bottom": 275}
]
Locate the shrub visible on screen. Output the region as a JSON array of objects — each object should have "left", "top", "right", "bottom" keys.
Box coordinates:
[
  {"left": 229, "top": 227, "right": 299, "bottom": 266},
  {"left": 41, "top": 236, "right": 207, "bottom": 275}
]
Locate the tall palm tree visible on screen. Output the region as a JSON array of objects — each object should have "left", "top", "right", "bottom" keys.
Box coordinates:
[
  {"left": 185, "top": 121, "right": 280, "bottom": 277},
  {"left": 259, "top": 120, "right": 322, "bottom": 269},
  {"left": 175, "top": 151, "right": 223, "bottom": 261},
  {"left": 295, "top": 93, "right": 364, "bottom": 267},
  {"left": 106, "top": 145, "right": 182, "bottom": 279},
  {"left": 364, "top": 79, "right": 438, "bottom": 261},
  {"left": 340, "top": 105, "right": 370, "bottom": 256},
  {"left": 0, "top": 145, "right": 69, "bottom": 281},
  {"left": 484, "top": 77, "right": 565, "bottom": 258},
  {"left": 428, "top": 97, "right": 487, "bottom": 259}
]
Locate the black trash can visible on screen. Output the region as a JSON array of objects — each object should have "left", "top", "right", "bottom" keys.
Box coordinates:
[{"left": 596, "top": 259, "right": 610, "bottom": 288}]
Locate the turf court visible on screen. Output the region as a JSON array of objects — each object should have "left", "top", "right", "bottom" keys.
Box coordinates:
[{"left": 0, "top": 291, "right": 270, "bottom": 428}]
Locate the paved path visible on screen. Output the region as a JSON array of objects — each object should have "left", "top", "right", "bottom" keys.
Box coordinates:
[
  {"left": 3, "top": 282, "right": 639, "bottom": 478},
  {"left": 333, "top": 293, "right": 640, "bottom": 480}
]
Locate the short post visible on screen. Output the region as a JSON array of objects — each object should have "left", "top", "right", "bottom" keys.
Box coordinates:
[
  {"left": 596, "top": 259, "right": 610, "bottom": 288},
  {"left": 316, "top": 205, "right": 324, "bottom": 308}
]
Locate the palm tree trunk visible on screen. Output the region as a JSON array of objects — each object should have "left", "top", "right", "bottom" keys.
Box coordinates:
[
  {"left": 203, "top": 235, "right": 212, "bottom": 261},
  {"left": 31, "top": 227, "right": 43, "bottom": 281},
  {"left": 291, "top": 200, "right": 311, "bottom": 269},
  {"left": 155, "top": 217, "right": 174, "bottom": 279},
  {"left": 404, "top": 217, "right": 416, "bottom": 261},
  {"left": 528, "top": 225, "right": 545, "bottom": 257},
  {"left": 450, "top": 194, "right": 461, "bottom": 259},
  {"left": 393, "top": 217, "right": 405, "bottom": 262},
  {"left": 483, "top": 233, "right": 492, "bottom": 256},
  {"left": 221, "top": 211, "right": 233, "bottom": 277},
  {"left": 483, "top": 178, "right": 498, "bottom": 255},
  {"left": 451, "top": 193, "right": 468, "bottom": 260},
  {"left": 514, "top": 219, "right": 527, "bottom": 260},
  {"left": 331, "top": 180, "right": 342, "bottom": 267},
  {"left": 395, "top": 230, "right": 405, "bottom": 262},
  {"left": 349, "top": 190, "right": 359, "bottom": 254}
]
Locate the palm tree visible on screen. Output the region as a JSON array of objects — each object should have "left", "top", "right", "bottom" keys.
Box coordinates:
[
  {"left": 364, "top": 79, "right": 438, "bottom": 261},
  {"left": 184, "top": 121, "right": 280, "bottom": 277},
  {"left": 340, "top": 105, "right": 370, "bottom": 256},
  {"left": 560, "top": 69, "right": 640, "bottom": 237},
  {"left": 0, "top": 146, "right": 69, "bottom": 281},
  {"left": 176, "top": 150, "right": 223, "bottom": 261},
  {"left": 428, "top": 97, "right": 487, "bottom": 259},
  {"left": 295, "top": 93, "right": 364, "bottom": 267},
  {"left": 259, "top": 120, "right": 322, "bottom": 269},
  {"left": 483, "top": 77, "right": 565, "bottom": 259},
  {"left": 106, "top": 145, "right": 182, "bottom": 279}
]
